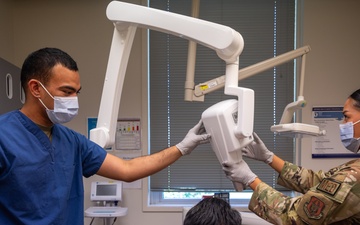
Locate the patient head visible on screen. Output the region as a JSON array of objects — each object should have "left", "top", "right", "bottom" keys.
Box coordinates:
[{"left": 183, "top": 197, "right": 242, "bottom": 225}]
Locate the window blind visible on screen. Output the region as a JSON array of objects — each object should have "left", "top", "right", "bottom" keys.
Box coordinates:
[{"left": 149, "top": 0, "right": 296, "bottom": 192}]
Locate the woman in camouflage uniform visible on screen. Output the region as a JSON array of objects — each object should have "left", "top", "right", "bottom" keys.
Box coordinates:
[{"left": 223, "top": 88, "right": 360, "bottom": 225}]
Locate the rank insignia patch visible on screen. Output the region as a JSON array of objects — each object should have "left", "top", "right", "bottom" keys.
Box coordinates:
[
  {"left": 316, "top": 178, "right": 341, "bottom": 196},
  {"left": 304, "top": 196, "right": 325, "bottom": 219}
]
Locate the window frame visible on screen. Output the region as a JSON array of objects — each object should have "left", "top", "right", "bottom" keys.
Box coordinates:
[{"left": 141, "top": 0, "right": 303, "bottom": 212}]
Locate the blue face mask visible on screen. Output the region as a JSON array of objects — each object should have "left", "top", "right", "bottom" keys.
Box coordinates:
[
  {"left": 339, "top": 120, "right": 360, "bottom": 153},
  {"left": 38, "top": 82, "right": 79, "bottom": 124}
]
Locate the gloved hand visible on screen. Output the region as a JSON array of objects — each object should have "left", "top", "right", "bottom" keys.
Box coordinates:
[
  {"left": 242, "top": 132, "right": 274, "bottom": 164},
  {"left": 222, "top": 160, "right": 257, "bottom": 191},
  {"left": 176, "top": 120, "right": 211, "bottom": 155}
]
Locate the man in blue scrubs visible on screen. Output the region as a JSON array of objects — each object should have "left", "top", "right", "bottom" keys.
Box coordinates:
[{"left": 0, "top": 47, "right": 211, "bottom": 224}]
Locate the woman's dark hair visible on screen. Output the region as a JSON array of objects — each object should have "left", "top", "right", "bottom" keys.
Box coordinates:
[
  {"left": 20, "top": 47, "right": 78, "bottom": 92},
  {"left": 184, "top": 197, "right": 242, "bottom": 225},
  {"left": 349, "top": 89, "right": 360, "bottom": 109}
]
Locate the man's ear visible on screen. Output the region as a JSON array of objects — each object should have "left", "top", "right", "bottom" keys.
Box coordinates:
[{"left": 28, "top": 79, "right": 41, "bottom": 98}]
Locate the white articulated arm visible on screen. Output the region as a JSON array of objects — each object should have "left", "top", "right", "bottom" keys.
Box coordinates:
[
  {"left": 90, "top": 23, "right": 137, "bottom": 148},
  {"left": 224, "top": 63, "right": 254, "bottom": 138},
  {"left": 91, "top": 1, "right": 250, "bottom": 148},
  {"left": 106, "top": 1, "right": 243, "bottom": 63}
]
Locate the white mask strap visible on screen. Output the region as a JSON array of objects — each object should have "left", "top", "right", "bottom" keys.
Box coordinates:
[
  {"left": 38, "top": 81, "right": 55, "bottom": 100},
  {"left": 38, "top": 98, "right": 49, "bottom": 110}
]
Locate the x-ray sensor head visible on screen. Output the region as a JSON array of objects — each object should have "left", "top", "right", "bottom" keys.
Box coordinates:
[{"left": 202, "top": 99, "right": 253, "bottom": 191}]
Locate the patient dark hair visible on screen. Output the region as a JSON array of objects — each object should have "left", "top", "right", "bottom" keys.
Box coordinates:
[
  {"left": 184, "top": 197, "right": 242, "bottom": 225},
  {"left": 349, "top": 89, "right": 360, "bottom": 110}
]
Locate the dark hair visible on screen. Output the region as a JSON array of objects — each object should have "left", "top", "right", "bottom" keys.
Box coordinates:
[
  {"left": 349, "top": 89, "right": 360, "bottom": 109},
  {"left": 20, "top": 47, "right": 78, "bottom": 92},
  {"left": 184, "top": 197, "right": 242, "bottom": 225}
]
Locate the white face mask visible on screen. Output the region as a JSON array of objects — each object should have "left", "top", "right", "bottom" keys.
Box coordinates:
[
  {"left": 339, "top": 120, "right": 360, "bottom": 153},
  {"left": 38, "top": 82, "right": 79, "bottom": 124}
]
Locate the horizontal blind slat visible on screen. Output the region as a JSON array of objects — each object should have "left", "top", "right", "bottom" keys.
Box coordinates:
[{"left": 149, "top": 0, "right": 295, "bottom": 192}]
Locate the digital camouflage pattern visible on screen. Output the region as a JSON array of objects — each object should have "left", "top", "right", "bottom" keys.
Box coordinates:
[{"left": 248, "top": 159, "right": 360, "bottom": 224}]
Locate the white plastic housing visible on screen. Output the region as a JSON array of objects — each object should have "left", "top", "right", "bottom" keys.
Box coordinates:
[
  {"left": 106, "top": 1, "right": 244, "bottom": 63},
  {"left": 90, "top": 1, "right": 245, "bottom": 148},
  {"left": 271, "top": 123, "right": 326, "bottom": 137},
  {"left": 202, "top": 99, "right": 253, "bottom": 163}
]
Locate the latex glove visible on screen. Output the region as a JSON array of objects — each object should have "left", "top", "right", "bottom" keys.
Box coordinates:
[
  {"left": 176, "top": 120, "right": 211, "bottom": 155},
  {"left": 242, "top": 132, "right": 274, "bottom": 164},
  {"left": 222, "top": 160, "right": 257, "bottom": 191}
]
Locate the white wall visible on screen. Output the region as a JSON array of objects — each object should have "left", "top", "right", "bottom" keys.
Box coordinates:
[
  {"left": 301, "top": 0, "right": 360, "bottom": 171},
  {"left": 1, "top": 0, "right": 360, "bottom": 225}
]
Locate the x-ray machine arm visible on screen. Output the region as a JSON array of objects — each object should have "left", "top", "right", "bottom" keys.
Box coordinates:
[{"left": 90, "top": 1, "right": 253, "bottom": 148}]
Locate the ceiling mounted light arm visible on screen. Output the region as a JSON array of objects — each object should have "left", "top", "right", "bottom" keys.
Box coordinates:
[
  {"left": 192, "top": 45, "right": 311, "bottom": 98},
  {"left": 184, "top": 0, "right": 202, "bottom": 102},
  {"left": 192, "top": 45, "right": 325, "bottom": 136},
  {"left": 90, "top": 1, "right": 246, "bottom": 148},
  {"left": 271, "top": 51, "right": 325, "bottom": 136}
]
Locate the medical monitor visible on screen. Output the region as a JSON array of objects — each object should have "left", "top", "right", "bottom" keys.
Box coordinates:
[{"left": 90, "top": 181, "right": 122, "bottom": 201}]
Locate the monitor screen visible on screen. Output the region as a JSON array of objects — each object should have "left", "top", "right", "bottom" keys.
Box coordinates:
[
  {"left": 91, "top": 181, "right": 122, "bottom": 201},
  {"left": 96, "top": 184, "right": 117, "bottom": 196}
]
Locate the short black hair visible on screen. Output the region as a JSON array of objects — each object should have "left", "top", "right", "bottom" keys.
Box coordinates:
[
  {"left": 184, "top": 197, "right": 242, "bottom": 225},
  {"left": 20, "top": 47, "right": 78, "bottom": 92},
  {"left": 349, "top": 89, "right": 360, "bottom": 110}
]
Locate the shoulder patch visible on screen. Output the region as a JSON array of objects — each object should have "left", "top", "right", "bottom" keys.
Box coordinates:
[
  {"left": 304, "top": 196, "right": 325, "bottom": 219},
  {"left": 297, "top": 190, "right": 335, "bottom": 224},
  {"left": 316, "top": 178, "right": 341, "bottom": 196}
]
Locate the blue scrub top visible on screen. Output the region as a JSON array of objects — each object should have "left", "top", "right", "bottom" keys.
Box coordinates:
[{"left": 0, "top": 110, "right": 107, "bottom": 225}]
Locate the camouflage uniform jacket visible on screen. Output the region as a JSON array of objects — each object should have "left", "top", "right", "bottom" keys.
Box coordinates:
[{"left": 248, "top": 159, "right": 360, "bottom": 225}]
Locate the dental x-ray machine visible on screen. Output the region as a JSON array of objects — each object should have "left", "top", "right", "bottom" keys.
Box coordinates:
[
  {"left": 90, "top": 1, "right": 251, "bottom": 191},
  {"left": 90, "top": 2, "right": 251, "bottom": 147},
  {"left": 90, "top": 1, "right": 324, "bottom": 191}
]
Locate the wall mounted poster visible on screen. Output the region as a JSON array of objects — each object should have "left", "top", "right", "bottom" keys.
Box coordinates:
[
  {"left": 115, "top": 119, "right": 141, "bottom": 150},
  {"left": 312, "top": 106, "right": 360, "bottom": 158}
]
